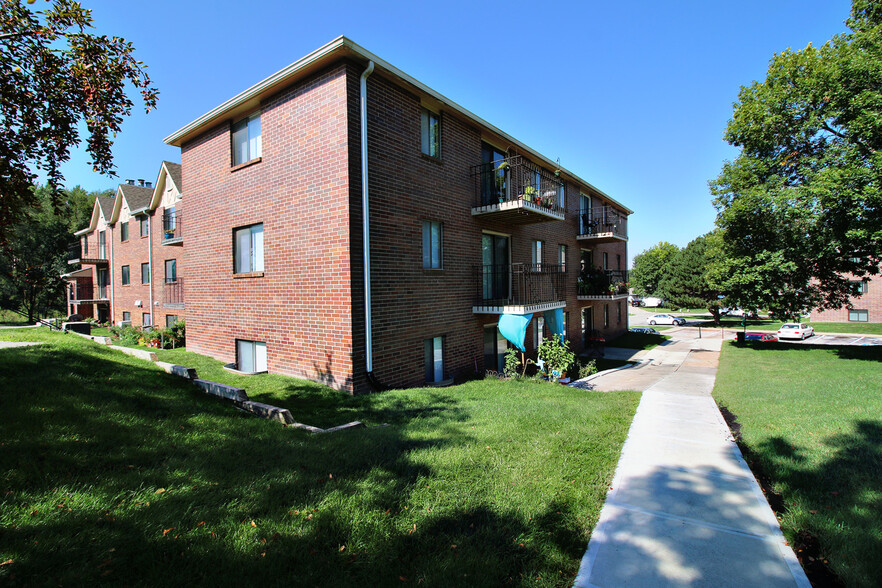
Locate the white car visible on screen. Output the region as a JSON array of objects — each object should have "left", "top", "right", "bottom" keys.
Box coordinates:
[
  {"left": 777, "top": 323, "right": 814, "bottom": 340},
  {"left": 647, "top": 314, "right": 686, "bottom": 326}
]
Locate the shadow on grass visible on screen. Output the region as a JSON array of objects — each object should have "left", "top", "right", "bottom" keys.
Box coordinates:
[
  {"left": 736, "top": 340, "right": 882, "bottom": 362},
  {"left": 0, "top": 343, "right": 592, "bottom": 586}
]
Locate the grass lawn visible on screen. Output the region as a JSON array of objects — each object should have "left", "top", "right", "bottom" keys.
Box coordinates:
[
  {"left": 692, "top": 318, "right": 882, "bottom": 336},
  {"left": 713, "top": 341, "right": 882, "bottom": 587},
  {"left": 0, "top": 328, "right": 640, "bottom": 586},
  {"left": 0, "top": 309, "right": 30, "bottom": 326},
  {"left": 607, "top": 331, "right": 670, "bottom": 350}
]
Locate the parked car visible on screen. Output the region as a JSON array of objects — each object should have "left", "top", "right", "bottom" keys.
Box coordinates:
[
  {"left": 777, "top": 323, "right": 814, "bottom": 340},
  {"left": 744, "top": 332, "right": 777, "bottom": 342},
  {"left": 642, "top": 297, "right": 663, "bottom": 308},
  {"left": 720, "top": 307, "right": 744, "bottom": 317},
  {"left": 630, "top": 327, "right": 659, "bottom": 335},
  {"left": 647, "top": 314, "right": 686, "bottom": 326}
]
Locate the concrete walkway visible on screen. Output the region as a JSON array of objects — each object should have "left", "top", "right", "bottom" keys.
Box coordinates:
[{"left": 573, "top": 335, "right": 810, "bottom": 587}]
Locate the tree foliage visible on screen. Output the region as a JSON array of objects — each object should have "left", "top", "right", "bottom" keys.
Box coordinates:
[
  {"left": 629, "top": 241, "right": 680, "bottom": 296},
  {"left": 0, "top": 0, "right": 157, "bottom": 240},
  {"left": 658, "top": 232, "right": 726, "bottom": 323},
  {"left": 711, "top": 0, "right": 882, "bottom": 318}
]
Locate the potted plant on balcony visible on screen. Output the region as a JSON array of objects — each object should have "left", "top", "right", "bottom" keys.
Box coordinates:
[
  {"left": 522, "top": 185, "right": 538, "bottom": 202},
  {"left": 164, "top": 229, "right": 175, "bottom": 239}
]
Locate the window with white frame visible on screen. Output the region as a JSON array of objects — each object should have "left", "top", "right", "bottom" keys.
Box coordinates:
[
  {"left": 563, "top": 311, "right": 569, "bottom": 340},
  {"left": 420, "top": 108, "right": 440, "bottom": 158},
  {"left": 237, "top": 339, "right": 267, "bottom": 372},
  {"left": 165, "top": 259, "right": 177, "bottom": 283},
  {"left": 140, "top": 217, "right": 149, "bottom": 237},
  {"left": 559, "top": 181, "right": 565, "bottom": 209},
  {"left": 603, "top": 252, "right": 609, "bottom": 270},
  {"left": 120, "top": 221, "right": 129, "bottom": 242},
  {"left": 422, "top": 220, "right": 442, "bottom": 269},
  {"left": 234, "top": 223, "right": 264, "bottom": 274},
  {"left": 604, "top": 304, "right": 609, "bottom": 328},
  {"left": 121, "top": 265, "right": 130, "bottom": 285},
  {"left": 166, "top": 314, "right": 178, "bottom": 328},
  {"left": 849, "top": 309, "right": 869, "bottom": 322},
  {"left": 424, "top": 336, "right": 444, "bottom": 382},
  {"left": 532, "top": 240, "right": 543, "bottom": 269},
  {"left": 122, "top": 311, "right": 131, "bottom": 323},
  {"left": 232, "top": 112, "right": 262, "bottom": 165},
  {"left": 141, "top": 262, "right": 150, "bottom": 284},
  {"left": 142, "top": 313, "right": 152, "bottom": 327},
  {"left": 534, "top": 316, "right": 545, "bottom": 349},
  {"left": 852, "top": 280, "right": 869, "bottom": 294},
  {"left": 559, "top": 245, "right": 567, "bottom": 272}
]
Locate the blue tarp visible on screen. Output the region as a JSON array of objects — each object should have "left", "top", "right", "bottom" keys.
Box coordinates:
[
  {"left": 498, "top": 313, "right": 533, "bottom": 352},
  {"left": 544, "top": 308, "right": 565, "bottom": 342}
]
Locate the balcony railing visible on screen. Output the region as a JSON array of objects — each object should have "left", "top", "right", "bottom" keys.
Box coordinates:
[
  {"left": 578, "top": 206, "right": 628, "bottom": 241},
  {"left": 578, "top": 269, "right": 628, "bottom": 298},
  {"left": 474, "top": 263, "right": 566, "bottom": 312},
  {"left": 471, "top": 155, "right": 565, "bottom": 223},
  {"left": 162, "top": 211, "right": 182, "bottom": 243},
  {"left": 67, "top": 242, "right": 108, "bottom": 264},
  {"left": 163, "top": 278, "right": 184, "bottom": 307},
  {"left": 69, "top": 282, "right": 108, "bottom": 302}
]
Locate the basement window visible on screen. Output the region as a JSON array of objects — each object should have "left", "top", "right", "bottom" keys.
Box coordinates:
[{"left": 236, "top": 339, "right": 267, "bottom": 373}]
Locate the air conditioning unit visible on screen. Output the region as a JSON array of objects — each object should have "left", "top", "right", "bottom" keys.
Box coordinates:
[
  {"left": 118, "top": 320, "right": 132, "bottom": 327},
  {"left": 135, "top": 300, "right": 142, "bottom": 307}
]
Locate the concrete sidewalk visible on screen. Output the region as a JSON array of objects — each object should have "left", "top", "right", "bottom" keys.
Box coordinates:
[{"left": 573, "top": 338, "right": 810, "bottom": 587}]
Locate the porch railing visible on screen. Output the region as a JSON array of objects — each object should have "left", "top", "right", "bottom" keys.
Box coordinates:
[
  {"left": 162, "top": 210, "right": 182, "bottom": 241},
  {"left": 163, "top": 278, "right": 184, "bottom": 306},
  {"left": 578, "top": 269, "right": 628, "bottom": 296},
  {"left": 472, "top": 155, "right": 565, "bottom": 215},
  {"left": 69, "top": 282, "right": 107, "bottom": 301},
  {"left": 579, "top": 205, "right": 628, "bottom": 239},
  {"left": 476, "top": 263, "right": 566, "bottom": 307}
]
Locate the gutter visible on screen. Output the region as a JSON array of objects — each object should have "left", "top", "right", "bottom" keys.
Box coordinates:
[
  {"left": 361, "top": 61, "right": 375, "bottom": 377},
  {"left": 147, "top": 213, "right": 154, "bottom": 327},
  {"left": 109, "top": 226, "right": 115, "bottom": 325}
]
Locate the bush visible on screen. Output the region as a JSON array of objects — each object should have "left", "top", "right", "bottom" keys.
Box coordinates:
[
  {"left": 108, "top": 320, "right": 185, "bottom": 349},
  {"left": 577, "top": 359, "right": 597, "bottom": 380},
  {"left": 503, "top": 348, "right": 521, "bottom": 378},
  {"left": 537, "top": 336, "right": 574, "bottom": 382}
]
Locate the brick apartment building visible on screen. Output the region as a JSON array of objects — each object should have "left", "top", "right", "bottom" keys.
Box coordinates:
[
  {"left": 164, "top": 36, "right": 632, "bottom": 394},
  {"left": 64, "top": 161, "right": 184, "bottom": 328},
  {"left": 808, "top": 273, "right": 881, "bottom": 323}
]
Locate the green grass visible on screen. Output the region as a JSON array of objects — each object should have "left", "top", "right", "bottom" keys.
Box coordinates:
[
  {"left": 0, "top": 328, "right": 640, "bottom": 586},
  {"left": 713, "top": 342, "right": 882, "bottom": 587},
  {"left": 607, "top": 331, "right": 670, "bottom": 350},
  {"left": 0, "top": 309, "right": 31, "bottom": 326},
  {"left": 692, "top": 318, "right": 882, "bottom": 336}
]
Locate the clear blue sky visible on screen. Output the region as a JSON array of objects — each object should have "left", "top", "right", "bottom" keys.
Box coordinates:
[{"left": 55, "top": 0, "right": 851, "bottom": 265}]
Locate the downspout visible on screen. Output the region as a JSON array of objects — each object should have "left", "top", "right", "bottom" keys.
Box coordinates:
[
  {"left": 147, "top": 212, "right": 155, "bottom": 327},
  {"left": 109, "top": 226, "right": 114, "bottom": 324},
  {"left": 360, "top": 61, "right": 376, "bottom": 380}
]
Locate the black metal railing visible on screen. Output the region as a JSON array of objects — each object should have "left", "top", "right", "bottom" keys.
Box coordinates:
[
  {"left": 472, "top": 155, "right": 565, "bottom": 215},
  {"left": 163, "top": 278, "right": 184, "bottom": 306},
  {"left": 578, "top": 269, "right": 628, "bottom": 296},
  {"left": 579, "top": 205, "right": 628, "bottom": 239},
  {"left": 476, "top": 263, "right": 566, "bottom": 307},
  {"left": 67, "top": 242, "right": 82, "bottom": 261},
  {"left": 67, "top": 241, "right": 108, "bottom": 261},
  {"left": 162, "top": 210, "right": 182, "bottom": 241},
  {"left": 69, "top": 282, "right": 107, "bottom": 301}
]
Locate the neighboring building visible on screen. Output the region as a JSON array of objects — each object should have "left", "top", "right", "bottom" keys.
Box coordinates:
[
  {"left": 164, "top": 36, "right": 632, "bottom": 394},
  {"left": 64, "top": 162, "right": 185, "bottom": 328},
  {"left": 809, "top": 274, "right": 881, "bottom": 323}
]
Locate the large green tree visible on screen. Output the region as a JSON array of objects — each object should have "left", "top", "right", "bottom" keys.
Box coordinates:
[
  {"left": 658, "top": 232, "right": 726, "bottom": 323},
  {"left": 629, "top": 241, "right": 680, "bottom": 296},
  {"left": 711, "top": 0, "right": 882, "bottom": 319},
  {"left": 0, "top": 0, "right": 157, "bottom": 240}
]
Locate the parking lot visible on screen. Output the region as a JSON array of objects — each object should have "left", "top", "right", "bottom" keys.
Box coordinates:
[{"left": 783, "top": 333, "right": 882, "bottom": 346}]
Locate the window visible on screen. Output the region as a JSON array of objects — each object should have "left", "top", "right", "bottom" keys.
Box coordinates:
[
  {"left": 164, "top": 207, "right": 176, "bottom": 231},
  {"left": 82, "top": 235, "right": 88, "bottom": 254},
  {"left": 617, "top": 254, "right": 622, "bottom": 270},
  {"left": 484, "top": 325, "right": 508, "bottom": 373},
  {"left": 424, "top": 336, "right": 444, "bottom": 382},
  {"left": 120, "top": 222, "right": 129, "bottom": 242},
  {"left": 422, "top": 221, "right": 442, "bottom": 269},
  {"left": 559, "top": 245, "right": 567, "bottom": 272},
  {"left": 166, "top": 314, "right": 178, "bottom": 328},
  {"left": 580, "top": 194, "right": 592, "bottom": 234},
  {"left": 534, "top": 317, "right": 545, "bottom": 349},
  {"left": 603, "top": 252, "right": 609, "bottom": 270},
  {"left": 532, "top": 240, "right": 543, "bottom": 269},
  {"left": 237, "top": 339, "right": 267, "bottom": 372},
  {"left": 122, "top": 311, "right": 131, "bottom": 322},
  {"left": 121, "top": 265, "right": 130, "bottom": 286},
  {"left": 98, "top": 230, "right": 106, "bottom": 258},
  {"left": 581, "top": 307, "right": 593, "bottom": 344},
  {"left": 232, "top": 112, "right": 262, "bottom": 165},
  {"left": 234, "top": 223, "right": 264, "bottom": 274},
  {"left": 141, "top": 262, "right": 150, "bottom": 285},
  {"left": 420, "top": 108, "right": 440, "bottom": 158},
  {"left": 617, "top": 301, "right": 622, "bottom": 324},
  {"left": 165, "top": 259, "right": 177, "bottom": 283},
  {"left": 140, "top": 217, "right": 149, "bottom": 237},
  {"left": 142, "top": 313, "right": 152, "bottom": 327},
  {"left": 853, "top": 280, "right": 869, "bottom": 294},
  {"left": 563, "top": 311, "right": 569, "bottom": 340},
  {"left": 559, "top": 181, "right": 566, "bottom": 209},
  {"left": 849, "top": 309, "right": 869, "bottom": 322},
  {"left": 604, "top": 304, "right": 609, "bottom": 328}
]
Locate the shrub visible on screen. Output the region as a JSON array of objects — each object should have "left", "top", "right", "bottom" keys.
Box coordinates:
[
  {"left": 503, "top": 347, "right": 521, "bottom": 378},
  {"left": 577, "top": 359, "right": 597, "bottom": 380},
  {"left": 537, "top": 336, "right": 574, "bottom": 381}
]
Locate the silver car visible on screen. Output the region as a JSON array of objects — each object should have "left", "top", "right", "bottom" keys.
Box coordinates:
[
  {"left": 647, "top": 314, "right": 686, "bottom": 326},
  {"left": 777, "top": 323, "right": 814, "bottom": 340}
]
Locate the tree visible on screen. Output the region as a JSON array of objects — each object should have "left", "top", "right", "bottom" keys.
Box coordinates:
[
  {"left": 0, "top": 0, "right": 157, "bottom": 240},
  {"left": 710, "top": 0, "right": 882, "bottom": 318},
  {"left": 630, "top": 241, "right": 680, "bottom": 296},
  {"left": 658, "top": 232, "right": 726, "bottom": 323}
]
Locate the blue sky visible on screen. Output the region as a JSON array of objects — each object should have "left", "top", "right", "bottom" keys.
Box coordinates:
[{"left": 55, "top": 0, "right": 851, "bottom": 265}]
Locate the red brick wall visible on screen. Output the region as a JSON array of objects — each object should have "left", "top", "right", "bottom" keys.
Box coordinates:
[
  {"left": 150, "top": 205, "right": 185, "bottom": 328},
  {"left": 809, "top": 276, "right": 882, "bottom": 323},
  {"left": 182, "top": 64, "right": 357, "bottom": 391},
  {"left": 111, "top": 215, "right": 152, "bottom": 326}
]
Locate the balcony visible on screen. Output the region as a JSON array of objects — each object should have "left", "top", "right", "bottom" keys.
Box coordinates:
[
  {"left": 473, "top": 263, "right": 566, "bottom": 314},
  {"left": 69, "top": 282, "right": 108, "bottom": 303},
  {"left": 163, "top": 278, "right": 184, "bottom": 308},
  {"left": 577, "top": 206, "right": 628, "bottom": 243},
  {"left": 471, "top": 155, "right": 565, "bottom": 224},
  {"left": 578, "top": 269, "right": 628, "bottom": 301},
  {"left": 162, "top": 211, "right": 182, "bottom": 245},
  {"left": 67, "top": 242, "right": 108, "bottom": 266}
]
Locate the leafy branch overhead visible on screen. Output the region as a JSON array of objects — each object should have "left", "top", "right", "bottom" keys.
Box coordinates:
[
  {"left": 0, "top": 0, "right": 158, "bottom": 239},
  {"left": 711, "top": 0, "right": 882, "bottom": 318}
]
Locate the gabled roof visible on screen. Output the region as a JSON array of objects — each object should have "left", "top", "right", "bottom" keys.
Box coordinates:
[
  {"left": 118, "top": 184, "right": 154, "bottom": 214},
  {"left": 146, "top": 161, "right": 183, "bottom": 210},
  {"left": 164, "top": 161, "right": 182, "bottom": 193},
  {"left": 75, "top": 195, "right": 115, "bottom": 236},
  {"left": 164, "top": 36, "right": 632, "bottom": 214}
]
